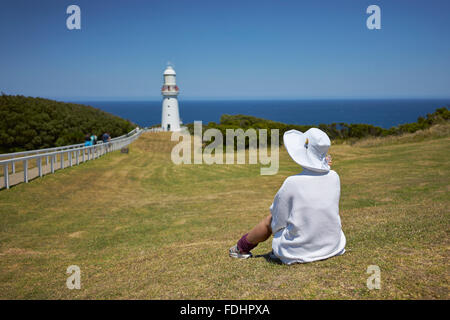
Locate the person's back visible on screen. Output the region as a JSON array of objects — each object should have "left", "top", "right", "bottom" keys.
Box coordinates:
[
  {"left": 102, "top": 133, "right": 110, "bottom": 143},
  {"left": 84, "top": 134, "right": 92, "bottom": 146},
  {"left": 271, "top": 169, "right": 346, "bottom": 264},
  {"left": 229, "top": 127, "right": 346, "bottom": 264}
]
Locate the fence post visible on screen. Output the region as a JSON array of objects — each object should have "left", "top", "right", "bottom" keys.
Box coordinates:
[
  {"left": 4, "top": 164, "right": 9, "bottom": 189},
  {"left": 24, "top": 160, "right": 28, "bottom": 183},
  {"left": 76, "top": 150, "right": 79, "bottom": 165},
  {"left": 60, "top": 152, "right": 64, "bottom": 169},
  {"left": 38, "top": 157, "right": 42, "bottom": 177},
  {"left": 51, "top": 155, "right": 54, "bottom": 173},
  {"left": 69, "top": 151, "right": 72, "bottom": 167},
  {"left": 12, "top": 162, "right": 15, "bottom": 174}
]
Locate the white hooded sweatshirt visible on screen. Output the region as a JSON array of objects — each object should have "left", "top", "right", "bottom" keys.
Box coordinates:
[{"left": 271, "top": 169, "right": 346, "bottom": 264}]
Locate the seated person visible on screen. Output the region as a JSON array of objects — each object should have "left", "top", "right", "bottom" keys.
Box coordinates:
[{"left": 229, "top": 128, "right": 346, "bottom": 264}]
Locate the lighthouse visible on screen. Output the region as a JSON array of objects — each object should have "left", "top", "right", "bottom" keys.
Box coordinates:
[{"left": 161, "top": 65, "right": 181, "bottom": 131}]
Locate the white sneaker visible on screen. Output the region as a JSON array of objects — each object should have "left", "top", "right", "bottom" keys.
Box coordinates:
[{"left": 229, "top": 245, "right": 252, "bottom": 259}]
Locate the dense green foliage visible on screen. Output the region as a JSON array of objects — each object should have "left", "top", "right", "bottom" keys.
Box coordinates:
[
  {"left": 187, "top": 107, "right": 449, "bottom": 147},
  {"left": 0, "top": 95, "right": 136, "bottom": 153}
]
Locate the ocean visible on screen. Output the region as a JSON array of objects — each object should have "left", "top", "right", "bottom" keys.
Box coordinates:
[{"left": 73, "top": 99, "right": 449, "bottom": 129}]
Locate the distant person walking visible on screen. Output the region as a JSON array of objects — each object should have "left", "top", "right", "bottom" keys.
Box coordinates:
[
  {"left": 102, "top": 132, "right": 111, "bottom": 151},
  {"left": 90, "top": 134, "right": 98, "bottom": 145},
  {"left": 84, "top": 134, "right": 92, "bottom": 146},
  {"left": 102, "top": 132, "right": 111, "bottom": 143},
  {"left": 229, "top": 128, "right": 346, "bottom": 264}
]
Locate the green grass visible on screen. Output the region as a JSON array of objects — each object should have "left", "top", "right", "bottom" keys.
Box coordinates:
[{"left": 0, "top": 126, "right": 449, "bottom": 299}]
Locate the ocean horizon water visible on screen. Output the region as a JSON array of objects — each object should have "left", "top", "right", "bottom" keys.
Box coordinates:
[{"left": 72, "top": 99, "right": 450, "bottom": 129}]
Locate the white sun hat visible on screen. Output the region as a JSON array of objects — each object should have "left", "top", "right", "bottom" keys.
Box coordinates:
[{"left": 283, "top": 128, "right": 331, "bottom": 173}]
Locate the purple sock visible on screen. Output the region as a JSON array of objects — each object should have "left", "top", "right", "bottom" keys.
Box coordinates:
[{"left": 237, "top": 233, "right": 258, "bottom": 253}]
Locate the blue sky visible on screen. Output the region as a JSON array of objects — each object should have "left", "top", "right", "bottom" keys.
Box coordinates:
[{"left": 0, "top": 0, "right": 449, "bottom": 100}]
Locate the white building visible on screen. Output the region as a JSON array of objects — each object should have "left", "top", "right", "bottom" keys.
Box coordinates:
[{"left": 161, "top": 65, "right": 181, "bottom": 131}]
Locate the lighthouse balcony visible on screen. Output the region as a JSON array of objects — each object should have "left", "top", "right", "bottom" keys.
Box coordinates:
[
  {"left": 161, "top": 85, "right": 179, "bottom": 96},
  {"left": 161, "top": 90, "right": 179, "bottom": 96}
]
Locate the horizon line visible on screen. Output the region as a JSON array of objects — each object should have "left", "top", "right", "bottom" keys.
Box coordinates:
[{"left": 59, "top": 96, "right": 450, "bottom": 102}]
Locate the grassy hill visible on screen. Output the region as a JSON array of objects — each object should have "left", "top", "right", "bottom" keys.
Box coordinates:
[
  {"left": 0, "top": 124, "right": 448, "bottom": 299},
  {"left": 0, "top": 95, "right": 135, "bottom": 153}
]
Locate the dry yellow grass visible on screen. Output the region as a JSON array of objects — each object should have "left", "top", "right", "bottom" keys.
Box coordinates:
[{"left": 0, "top": 129, "right": 448, "bottom": 299}]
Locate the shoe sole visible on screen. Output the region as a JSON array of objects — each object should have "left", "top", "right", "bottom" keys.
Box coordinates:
[{"left": 229, "top": 251, "right": 252, "bottom": 259}]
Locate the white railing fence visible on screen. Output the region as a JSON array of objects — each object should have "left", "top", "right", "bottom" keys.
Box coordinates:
[
  {"left": 0, "top": 127, "right": 140, "bottom": 161},
  {"left": 144, "top": 127, "right": 164, "bottom": 133},
  {"left": 0, "top": 127, "right": 143, "bottom": 190}
]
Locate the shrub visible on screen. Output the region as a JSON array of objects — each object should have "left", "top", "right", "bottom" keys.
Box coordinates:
[
  {"left": 185, "top": 106, "right": 449, "bottom": 148},
  {"left": 0, "top": 94, "right": 136, "bottom": 153}
]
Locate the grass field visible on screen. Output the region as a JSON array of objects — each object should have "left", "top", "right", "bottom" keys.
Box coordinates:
[{"left": 0, "top": 125, "right": 449, "bottom": 299}]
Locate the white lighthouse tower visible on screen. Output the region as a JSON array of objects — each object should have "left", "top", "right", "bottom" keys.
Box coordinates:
[{"left": 161, "top": 65, "right": 181, "bottom": 131}]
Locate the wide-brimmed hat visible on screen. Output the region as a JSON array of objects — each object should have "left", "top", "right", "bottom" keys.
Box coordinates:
[{"left": 283, "top": 128, "right": 331, "bottom": 173}]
